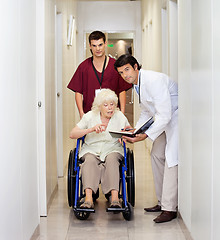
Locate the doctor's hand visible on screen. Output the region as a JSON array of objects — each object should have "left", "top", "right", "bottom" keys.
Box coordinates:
[
  {"left": 118, "top": 125, "right": 134, "bottom": 145},
  {"left": 122, "top": 133, "right": 148, "bottom": 143}
]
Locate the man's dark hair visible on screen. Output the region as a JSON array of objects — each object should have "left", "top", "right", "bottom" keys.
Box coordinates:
[
  {"left": 114, "top": 54, "right": 141, "bottom": 71},
  {"left": 89, "top": 31, "right": 106, "bottom": 44}
]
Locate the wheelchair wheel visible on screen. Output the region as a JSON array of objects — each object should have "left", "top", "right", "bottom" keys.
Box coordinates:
[
  {"left": 74, "top": 209, "right": 90, "bottom": 220},
  {"left": 126, "top": 149, "right": 135, "bottom": 207},
  {"left": 67, "top": 149, "right": 77, "bottom": 207},
  {"left": 122, "top": 202, "right": 133, "bottom": 221}
]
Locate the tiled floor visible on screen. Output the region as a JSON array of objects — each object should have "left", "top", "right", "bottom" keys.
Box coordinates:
[{"left": 32, "top": 140, "right": 190, "bottom": 240}]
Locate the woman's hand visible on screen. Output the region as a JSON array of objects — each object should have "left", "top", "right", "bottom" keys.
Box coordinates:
[
  {"left": 92, "top": 123, "right": 107, "bottom": 133},
  {"left": 70, "top": 123, "right": 107, "bottom": 139}
]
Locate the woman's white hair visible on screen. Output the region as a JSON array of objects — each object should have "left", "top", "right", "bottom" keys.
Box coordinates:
[{"left": 92, "top": 88, "right": 118, "bottom": 113}]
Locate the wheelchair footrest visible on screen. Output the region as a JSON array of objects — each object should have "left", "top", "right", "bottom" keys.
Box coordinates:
[
  {"left": 106, "top": 207, "right": 125, "bottom": 213},
  {"left": 74, "top": 207, "right": 95, "bottom": 213}
]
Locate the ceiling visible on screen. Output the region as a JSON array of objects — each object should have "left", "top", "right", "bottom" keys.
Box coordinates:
[{"left": 78, "top": 0, "right": 138, "bottom": 1}]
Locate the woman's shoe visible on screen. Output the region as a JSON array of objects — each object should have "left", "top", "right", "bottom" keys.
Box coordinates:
[
  {"left": 80, "top": 201, "right": 94, "bottom": 209},
  {"left": 110, "top": 200, "right": 121, "bottom": 208}
]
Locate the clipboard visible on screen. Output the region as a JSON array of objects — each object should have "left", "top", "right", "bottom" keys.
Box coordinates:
[{"left": 109, "top": 116, "right": 154, "bottom": 138}]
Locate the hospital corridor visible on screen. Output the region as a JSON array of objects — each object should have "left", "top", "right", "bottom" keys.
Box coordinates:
[
  {"left": 1, "top": 0, "right": 220, "bottom": 240},
  {"left": 31, "top": 141, "right": 190, "bottom": 240}
]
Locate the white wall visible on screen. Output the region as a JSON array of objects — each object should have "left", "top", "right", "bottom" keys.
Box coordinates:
[
  {"left": 141, "top": 0, "right": 178, "bottom": 79},
  {"left": 77, "top": 1, "right": 142, "bottom": 64},
  {"left": 56, "top": 0, "right": 78, "bottom": 176},
  {"left": 212, "top": 1, "right": 220, "bottom": 238},
  {"left": 0, "top": 0, "right": 78, "bottom": 238},
  {"left": 76, "top": 0, "right": 141, "bottom": 128},
  {"left": 0, "top": 0, "right": 39, "bottom": 239},
  {"left": 142, "top": 0, "right": 220, "bottom": 239},
  {"left": 179, "top": 0, "right": 220, "bottom": 239},
  {"left": 44, "top": 0, "right": 59, "bottom": 211},
  {"left": 37, "top": 0, "right": 47, "bottom": 216},
  {"left": 141, "top": 0, "right": 162, "bottom": 71},
  {"left": 167, "top": 0, "right": 178, "bottom": 81},
  {"left": 37, "top": 0, "right": 78, "bottom": 216},
  {"left": 178, "top": 0, "right": 192, "bottom": 231}
]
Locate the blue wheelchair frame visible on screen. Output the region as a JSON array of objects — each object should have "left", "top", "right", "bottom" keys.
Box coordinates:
[{"left": 69, "top": 137, "right": 134, "bottom": 220}]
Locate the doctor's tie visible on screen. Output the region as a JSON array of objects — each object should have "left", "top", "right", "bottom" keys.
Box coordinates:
[
  {"left": 135, "top": 85, "right": 139, "bottom": 95},
  {"left": 134, "top": 85, "right": 141, "bottom": 103}
]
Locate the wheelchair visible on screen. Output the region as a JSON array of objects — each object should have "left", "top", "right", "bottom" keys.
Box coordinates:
[{"left": 67, "top": 137, "right": 135, "bottom": 221}]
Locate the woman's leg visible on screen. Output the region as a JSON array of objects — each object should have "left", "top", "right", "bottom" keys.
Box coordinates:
[
  {"left": 84, "top": 189, "right": 93, "bottom": 203},
  {"left": 101, "top": 152, "right": 123, "bottom": 202},
  {"left": 111, "top": 189, "right": 119, "bottom": 202},
  {"left": 81, "top": 153, "right": 102, "bottom": 204}
]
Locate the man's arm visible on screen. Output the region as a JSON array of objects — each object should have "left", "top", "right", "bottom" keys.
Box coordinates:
[
  {"left": 75, "top": 92, "right": 84, "bottom": 119},
  {"left": 119, "top": 91, "right": 126, "bottom": 114}
]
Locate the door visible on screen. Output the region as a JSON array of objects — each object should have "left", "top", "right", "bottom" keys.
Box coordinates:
[
  {"left": 107, "top": 33, "right": 134, "bottom": 126},
  {"left": 56, "top": 12, "right": 63, "bottom": 177}
]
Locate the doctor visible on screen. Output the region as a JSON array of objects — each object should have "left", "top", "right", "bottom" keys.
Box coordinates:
[{"left": 114, "top": 54, "right": 178, "bottom": 223}]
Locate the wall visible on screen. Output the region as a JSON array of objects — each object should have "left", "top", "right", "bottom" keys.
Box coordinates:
[
  {"left": 56, "top": 0, "right": 78, "bottom": 175},
  {"left": 213, "top": 1, "right": 220, "bottom": 239},
  {"left": 141, "top": 0, "right": 162, "bottom": 71},
  {"left": 141, "top": 0, "right": 178, "bottom": 81},
  {"left": 142, "top": 0, "right": 220, "bottom": 239},
  {"left": 0, "top": 0, "right": 78, "bottom": 238},
  {"left": 76, "top": 0, "right": 141, "bottom": 129},
  {"left": 39, "top": 0, "right": 78, "bottom": 215},
  {"left": 141, "top": 0, "right": 164, "bottom": 142},
  {"left": 178, "top": 0, "right": 192, "bottom": 231},
  {"left": 0, "top": 0, "right": 39, "bottom": 239},
  {"left": 77, "top": 1, "right": 142, "bottom": 64},
  {"left": 44, "top": 0, "right": 58, "bottom": 211},
  {"left": 179, "top": 0, "right": 220, "bottom": 239}
]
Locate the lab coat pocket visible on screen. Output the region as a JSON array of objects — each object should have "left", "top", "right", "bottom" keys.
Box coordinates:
[
  {"left": 141, "top": 95, "right": 155, "bottom": 114},
  {"left": 144, "top": 95, "right": 153, "bottom": 103}
]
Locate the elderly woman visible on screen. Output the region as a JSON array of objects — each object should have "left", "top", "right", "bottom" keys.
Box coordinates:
[{"left": 70, "top": 89, "right": 131, "bottom": 209}]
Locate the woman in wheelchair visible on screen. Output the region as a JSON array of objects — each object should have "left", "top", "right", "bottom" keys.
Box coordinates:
[{"left": 70, "top": 89, "right": 131, "bottom": 209}]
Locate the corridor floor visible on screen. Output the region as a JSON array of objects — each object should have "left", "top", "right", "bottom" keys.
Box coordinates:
[{"left": 32, "top": 141, "right": 191, "bottom": 240}]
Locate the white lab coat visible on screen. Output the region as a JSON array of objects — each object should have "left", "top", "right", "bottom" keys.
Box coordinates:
[{"left": 135, "top": 69, "right": 178, "bottom": 167}]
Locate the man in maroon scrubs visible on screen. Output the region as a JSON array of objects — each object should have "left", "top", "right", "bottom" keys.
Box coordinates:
[{"left": 67, "top": 31, "right": 132, "bottom": 118}]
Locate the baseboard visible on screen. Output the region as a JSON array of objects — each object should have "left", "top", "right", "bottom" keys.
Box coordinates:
[
  {"left": 30, "top": 224, "right": 40, "bottom": 240},
  {"left": 178, "top": 212, "right": 194, "bottom": 240},
  {"left": 47, "top": 183, "right": 58, "bottom": 213}
]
